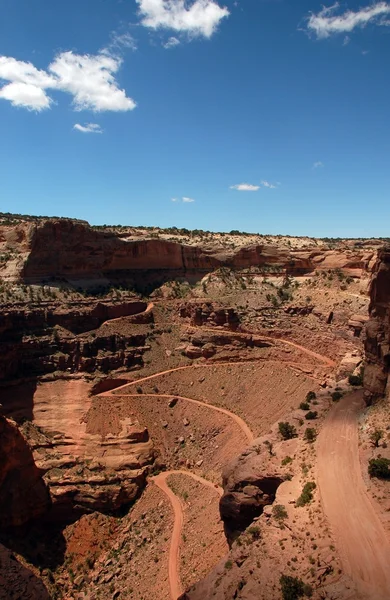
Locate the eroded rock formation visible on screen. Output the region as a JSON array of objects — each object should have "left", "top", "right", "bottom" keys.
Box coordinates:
[
  {"left": 0, "top": 416, "right": 50, "bottom": 528},
  {"left": 364, "top": 248, "right": 390, "bottom": 403}
]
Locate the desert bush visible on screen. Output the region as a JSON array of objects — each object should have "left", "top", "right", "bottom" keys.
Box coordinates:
[
  {"left": 296, "top": 482, "right": 316, "bottom": 507},
  {"left": 281, "top": 456, "right": 293, "bottom": 466},
  {"left": 278, "top": 422, "right": 297, "bottom": 440},
  {"left": 273, "top": 504, "right": 288, "bottom": 521},
  {"left": 304, "top": 428, "right": 317, "bottom": 443},
  {"left": 280, "top": 575, "right": 313, "bottom": 600},
  {"left": 305, "top": 411, "right": 318, "bottom": 420},
  {"left": 306, "top": 391, "right": 316, "bottom": 402},
  {"left": 368, "top": 458, "right": 390, "bottom": 479},
  {"left": 370, "top": 429, "right": 384, "bottom": 448},
  {"left": 299, "top": 402, "right": 310, "bottom": 411},
  {"left": 331, "top": 391, "right": 342, "bottom": 402}
]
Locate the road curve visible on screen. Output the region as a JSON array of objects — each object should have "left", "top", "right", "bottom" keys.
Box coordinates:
[
  {"left": 317, "top": 391, "right": 390, "bottom": 600},
  {"left": 116, "top": 392, "right": 254, "bottom": 443},
  {"left": 152, "top": 470, "right": 223, "bottom": 600}
]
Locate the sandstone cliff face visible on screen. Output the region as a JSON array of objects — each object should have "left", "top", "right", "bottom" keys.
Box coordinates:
[
  {"left": 0, "top": 416, "right": 50, "bottom": 528},
  {"left": 364, "top": 248, "right": 390, "bottom": 403},
  {"left": 0, "top": 301, "right": 150, "bottom": 380},
  {"left": 0, "top": 219, "right": 376, "bottom": 285}
]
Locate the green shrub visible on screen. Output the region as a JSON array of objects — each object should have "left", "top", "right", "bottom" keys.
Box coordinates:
[
  {"left": 305, "top": 411, "right": 318, "bottom": 420},
  {"left": 299, "top": 402, "right": 310, "bottom": 411},
  {"left": 306, "top": 391, "right": 316, "bottom": 402},
  {"left": 279, "top": 422, "right": 297, "bottom": 440},
  {"left": 304, "top": 428, "right": 317, "bottom": 443},
  {"left": 368, "top": 458, "right": 390, "bottom": 479},
  {"left": 273, "top": 504, "right": 288, "bottom": 521},
  {"left": 281, "top": 456, "right": 293, "bottom": 466},
  {"left": 349, "top": 374, "right": 362, "bottom": 386},
  {"left": 280, "top": 574, "right": 313, "bottom": 600},
  {"left": 224, "top": 560, "right": 233, "bottom": 570},
  {"left": 331, "top": 391, "right": 342, "bottom": 402},
  {"left": 370, "top": 429, "right": 383, "bottom": 448},
  {"left": 296, "top": 482, "right": 316, "bottom": 507}
]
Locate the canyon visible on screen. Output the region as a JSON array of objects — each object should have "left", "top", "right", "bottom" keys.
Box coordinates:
[{"left": 0, "top": 215, "right": 389, "bottom": 600}]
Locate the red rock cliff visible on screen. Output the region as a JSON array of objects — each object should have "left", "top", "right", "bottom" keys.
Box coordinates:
[{"left": 364, "top": 248, "right": 390, "bottom": 403}]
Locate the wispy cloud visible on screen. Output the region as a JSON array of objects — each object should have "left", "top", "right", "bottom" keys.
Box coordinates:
[
  {"left": 261, "top": 180, "right": 277, "bottom": 189},
  {"left": 0, "top": 51, "right": 136, "bottom": 112},
  {"left": 306, "top": 2, "right": 390, "bottom": 39},
  {"left": 230, "top": 183, "right": 260, "bottom": 191},
  {"left": 101, "top": 31, "right": 137, "bottom": 57},
  {"left": 230, "top": 181, "right": 279, "bottom": 191},
  {"left": 163, "top": 36, "right": 181, "bottom": 49},
  {"left": 171, "top": 196, "right": 195, "bottom": 203},
  {"left": 74, "top": 123, "right": 103, "bottom": 134},
  {"left": 136, "top": 0, "right": 229, "bottom": 39},
  {"left": 313, "top": 161, "right": 324, "bottom": 169}
]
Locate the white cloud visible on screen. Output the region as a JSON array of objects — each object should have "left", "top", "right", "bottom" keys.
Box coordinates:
[
  {"left": 0, "top": 56, "right": 55, "bottom": 110},
  {"left": 163, "top": 36, "right": 181, "bottom": 48},
  {"left": 0, "top": 51, "right": 136, "bottom": 113},
  {"left": 261, "top": 180, "right": 277, "bottom": 189},
  {"left": 230, "top": 183, "right": 260, "bottom": 191},
  {"left": 74, "top": 123, "right": 103, "bottom": 133},
  {"left": 307, "top": 2, "right": 390, "bottom": 39},
  {"left": 136, "top": 0, "right": 229, "bottom": 38},
  {"left": 313, "top": 161, "right": 324, "bottom": 169},
  {"left": 49, "top": 52, "right": 136, "bottom": 112},
  {"left": 171, "top": 196, "right": 195, "bottom": 203}
]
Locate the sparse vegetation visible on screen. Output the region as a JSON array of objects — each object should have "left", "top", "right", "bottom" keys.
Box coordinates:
[
  {"left": 304, "top": 411, "right": 318, "bottom": 420},
  {"left": 331, "top": 391, "right": 342, "bottom": 402},
  {"left": 273, "top": 504, "right": 288, "bottom": 521},
  {"left": 279, "top": 422, "right": 297, "bottom": 440},
  {"left": 370, "top": 429, "right": 384, "bottom": 448},
  {"left": 296, "top": 482, "right": 316, "bottom": 507},
  {"left": 304, "top": 428, "right": 317, "bottom": 443},
  {"left": 280, "top": 574, "right": 313, "bottom": 600},
  {"left": 368, "top": 458, "right": 390, "bottom": 479}
]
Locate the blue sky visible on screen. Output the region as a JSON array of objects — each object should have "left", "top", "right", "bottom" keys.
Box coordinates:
[{"left": 0, "top": 0, "right": 389, "bottom": 237}]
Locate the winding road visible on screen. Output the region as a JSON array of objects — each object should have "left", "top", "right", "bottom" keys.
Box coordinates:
[
  {"left": 98, "top": 313, "right": 390, "bottom": 600},
  {"left": 152, "top": 471, "right": 223, "bottom": 600},
  {"left": 317, "top": 391, "right": 390, "bottom": 600}
]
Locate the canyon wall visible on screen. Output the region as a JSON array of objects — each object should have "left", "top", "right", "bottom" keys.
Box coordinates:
[
  {"left": 0, "top": 416, "right": 50, "bottom": 528},
  {"left": 0, "top": 219, "right": 376, "bottom": 286},
  {"left": 364, "top": 248, "right": 390, "bottom": 403}
]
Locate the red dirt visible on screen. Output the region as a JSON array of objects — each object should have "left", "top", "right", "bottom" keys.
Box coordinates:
[
  {"left": 153, "top": 471, "right": 223, "bottom": 600},
  {"left": 317, "top": 391, "right": 390, "bottom": 600}
]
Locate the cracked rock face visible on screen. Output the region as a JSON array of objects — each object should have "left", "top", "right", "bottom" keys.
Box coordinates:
[{"left": 364, "top": 248, "right": 390, "bottom": 404}]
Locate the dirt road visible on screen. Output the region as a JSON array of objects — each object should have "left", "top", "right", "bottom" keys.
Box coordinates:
[
  {"left": 317, "top": 391, "right": 390, "bottom": 600},
  {"left": 152, "top": 471, "right": 223, "bottom": 600}
]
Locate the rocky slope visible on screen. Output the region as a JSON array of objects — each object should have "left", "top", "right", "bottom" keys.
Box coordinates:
[{"left": 364, "top": 248, "right": 390, "bottom": 403}]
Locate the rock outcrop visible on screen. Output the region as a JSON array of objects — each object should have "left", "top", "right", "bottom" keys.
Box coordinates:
[
  {"left": 0, "top": 301, "right": 150, "bottom": 381},
  {"left": 219, "top": 446, "right": 283, "bottom": 545},
  {"left": 364, "top": 248, "right": 390, "bottom": 403},
  {"left": 0, "top": 416, "right": 50, "bottom": 528}
]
